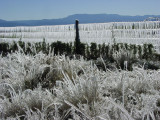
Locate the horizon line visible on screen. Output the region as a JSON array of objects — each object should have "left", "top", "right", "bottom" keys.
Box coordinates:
[{"left": 1, "top": 13, "right": 160, "bottom": 21}]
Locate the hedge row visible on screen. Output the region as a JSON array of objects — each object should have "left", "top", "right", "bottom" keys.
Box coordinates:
[{"left": 0, "top": 40, "right": 160, "bottom": 61}]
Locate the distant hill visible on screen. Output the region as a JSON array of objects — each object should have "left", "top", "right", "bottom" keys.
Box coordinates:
[{"left": 0, "top": 14, "right": 160, "bottom": 27}]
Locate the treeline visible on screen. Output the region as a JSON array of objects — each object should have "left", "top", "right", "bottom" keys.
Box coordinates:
[{"left": 0, "top": 40, "right": 160, "bottom": 61}]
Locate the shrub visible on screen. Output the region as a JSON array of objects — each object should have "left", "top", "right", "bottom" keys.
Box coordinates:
[{"left": 112, "top": 48, "right": 138, "bottom": 70}]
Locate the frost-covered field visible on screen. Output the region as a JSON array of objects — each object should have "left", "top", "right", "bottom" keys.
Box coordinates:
[
  {"left": 0, "top": 21, "right": 160, "bottom": 119},
  {"left": 0, "top": 49, "right": 160, "bottom": 120},
  {"left": 0, "top": 21, "right": 160, "bottom": 49}
]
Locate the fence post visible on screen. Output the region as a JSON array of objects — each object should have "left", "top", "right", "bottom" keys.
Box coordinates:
[{"left": 75, "top": 19, "right": 80, "bottom": 54}]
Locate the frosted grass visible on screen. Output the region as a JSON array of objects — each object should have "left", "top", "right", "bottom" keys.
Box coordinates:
[{"left": 0, "top": 50, "right": 160, "bottom": 119}]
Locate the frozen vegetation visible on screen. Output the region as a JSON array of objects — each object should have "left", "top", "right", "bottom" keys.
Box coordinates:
[
  {"left": 0, "top": 48, "right": 160, "bottom": 120},
  {"left": 0, "top": 21, "right": 160, "bottom": 119},
  {"left": 0, "top": 21, "right": 160, "bottom": 53}
]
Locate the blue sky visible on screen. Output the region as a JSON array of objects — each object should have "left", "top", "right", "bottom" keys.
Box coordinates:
[{"left": 0, "top": 0, "right": 160, "bottom": 21}]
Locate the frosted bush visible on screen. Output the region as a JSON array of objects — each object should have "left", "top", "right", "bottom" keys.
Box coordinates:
[
  {"left": 0, "top": 86, "right": 56, "bottom": 119},
  {"left": 112, "top": 48, "right": 139, "bottom": 70},
  {"left": 0, "top": 50, "right": 87, "bottom": 90}
]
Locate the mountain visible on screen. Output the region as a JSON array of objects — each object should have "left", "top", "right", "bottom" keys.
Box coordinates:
[{"left": 0, "top": 14, "right": 160, "bottom": 27}]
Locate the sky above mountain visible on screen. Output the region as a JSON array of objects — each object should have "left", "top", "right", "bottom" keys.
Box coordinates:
[{"left": 1, "top": 0, "right": 160, "bottom": 21}]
